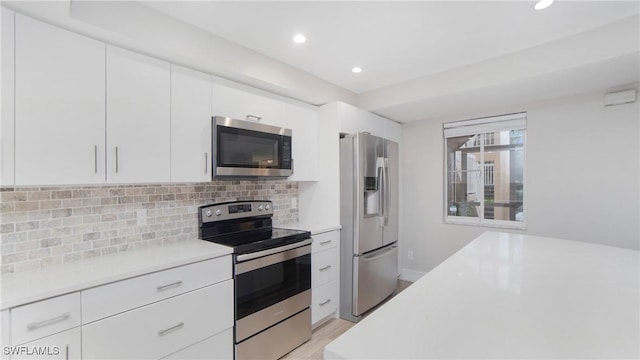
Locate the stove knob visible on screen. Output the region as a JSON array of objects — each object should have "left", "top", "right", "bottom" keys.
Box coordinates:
[
  {"left": 205, "top": 209, "right": 213, "bottom": 217},
  {"left": 258, "top": 205, "right": 264, "bottom": 211},
  {"left": 215, "top": 209, "right": 222, "bottom": 216},
  {"left": 265, "top": 204, "right": 271, "bottom": 211}
]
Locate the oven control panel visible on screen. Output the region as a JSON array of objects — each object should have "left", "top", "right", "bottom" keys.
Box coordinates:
[{"left": 199, "top": 200, "right": 273, "bottom": 223}]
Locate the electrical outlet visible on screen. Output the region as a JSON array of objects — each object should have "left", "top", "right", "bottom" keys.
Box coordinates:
[
  {"left": 407, "top": 250, "right": 414, "bottom": 261},
  {"left": 290, "top": 198, "right": 297, "bottom": 209},
  {"left": 136, "top": 209, "right": 147, "bottom": 226}
]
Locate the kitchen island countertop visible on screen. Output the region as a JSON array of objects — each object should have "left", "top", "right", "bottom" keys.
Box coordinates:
[
  {"left": 1, "top": 239, "right": 231, "bottom": 310},
  {"left": 325, "top": 231, "right": 639, "bottom": 359}
]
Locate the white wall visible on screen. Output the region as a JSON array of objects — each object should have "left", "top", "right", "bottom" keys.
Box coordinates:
[{"left": 401, "top": 89, "right": 640, "bottom": 274}]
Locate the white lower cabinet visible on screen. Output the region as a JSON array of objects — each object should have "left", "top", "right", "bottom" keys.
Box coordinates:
[
  {"left": 11, "top": 327, "right": 81, "bottom": 360},
  {"left": 10, "top": 293, "right": 81, "bottom": 346},
  {"left": 310, "top": 230, "right": 340, "bottom": 327},
  {"left": 82, "top": 280, "right": 233, "bottom": 360},
  {"left": 161, "top": 328, "right": 233, "bottom": 360}
]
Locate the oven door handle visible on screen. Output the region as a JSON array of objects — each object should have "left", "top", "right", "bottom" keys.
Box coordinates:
[{"left": 236, "top": 238, "right": 312, "bottom": 262}]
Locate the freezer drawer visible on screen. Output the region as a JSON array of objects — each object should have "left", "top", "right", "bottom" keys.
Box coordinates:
[{"left": 353, "top": 244, "right": 398, "bottom": 316}]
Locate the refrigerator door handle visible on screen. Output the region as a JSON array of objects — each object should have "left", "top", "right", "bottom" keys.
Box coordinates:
[
  {"left": 376, "top": 157, "right": 385, "bottom": 218},
  {"left": 384, "top": 158, "right": 390, "bottom": 226}
]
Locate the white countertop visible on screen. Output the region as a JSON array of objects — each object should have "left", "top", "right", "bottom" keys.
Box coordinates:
[
  {"left": 325, "top": 231, "right": 640, "bottom": 359},
  {"left": 280, "top": 222, "right": 341, "bottom": 235},
  {"left": 1, "top": 239, "right": 232, "bottom": 310}
]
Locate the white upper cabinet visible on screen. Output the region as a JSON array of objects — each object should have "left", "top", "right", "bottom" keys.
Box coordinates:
[
  {"left": 338, "top": 102, "right": 385, "bottom": 138},
  {"left": 338, "top": 102, "right": 401, "bottom": 143},
  {"left": 14, "top": 14, "right": 106, "bottom": 185},
  {"left": 286, "top": 103, "right": 318, "bottom": 181},
  {"left": 211, "top": 81, "right": 287, "bottom": 128},
  {"left": 170, "top": 65, "right": 212, "bottom": 182},
  {"left": 1, "top": 8, "right": 15, "bottom": 187},
  {"left": 106, "top": 46, "right": 171, "bottom": 183},
  {"left": 384, "top": 119, "right": 403, "bottom": 144}
]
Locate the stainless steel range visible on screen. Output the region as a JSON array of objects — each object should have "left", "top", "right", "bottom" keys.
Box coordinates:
[{"left": 198, "top": 200, "right": 311, "bottom": 360}]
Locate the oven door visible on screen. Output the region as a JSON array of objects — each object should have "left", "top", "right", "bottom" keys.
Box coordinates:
[
  {"left": 213, "top": 116, "right": 292, "bottom": 178},
  {"left": 234, "top": 241, "right": 311, "bottom": 342}
]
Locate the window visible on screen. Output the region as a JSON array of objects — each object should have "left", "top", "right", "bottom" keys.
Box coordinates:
[{"left": 444, "top": 113, "right": 526, "bottom": 228}]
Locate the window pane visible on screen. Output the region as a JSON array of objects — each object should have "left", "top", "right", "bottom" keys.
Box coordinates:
[
  {"left": 446, "top": 135, "right": 481, "bottom": 218},
  {"left": 483, "top": 131, "right": 524, "bottom": 221}
]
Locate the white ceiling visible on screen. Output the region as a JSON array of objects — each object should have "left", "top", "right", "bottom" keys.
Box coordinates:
[{"left": 142, "top": 1, "right": 639, "bottom": 94}]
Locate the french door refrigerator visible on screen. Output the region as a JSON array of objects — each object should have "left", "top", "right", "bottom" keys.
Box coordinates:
[{"left": 339, "top": 132, "right": 399, "bottom": 322}]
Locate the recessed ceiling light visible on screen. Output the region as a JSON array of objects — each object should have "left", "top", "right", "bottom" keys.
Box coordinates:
[
  {"left": 293, "top": 34, "right": 306, "bottom": 44},
  {"left": 352, "top": 67, "right": 362, "bottom": 74},
  {"left": 534, "top": 0, "right": 554, "bottom": 10}
]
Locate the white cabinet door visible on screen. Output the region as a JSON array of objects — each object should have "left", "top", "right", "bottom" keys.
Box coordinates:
[
  {"left": 1, "top": 8, "right": 15, "bottom": 187},
  {"left": 211, "top": 82, "right": 286, "bottom": 128},
  {"left": 286, "top": 103, "right": 318, "bottom": 181},
  {"left": 14, "top": 14, "right": 105, "bottom": 185},
  {"left": 83, "top": 281, "right": 233, "bottom": 360},
  {"left": 162, "top": 329, "right": 233, "bottom": 360},
  {"left": 106, "top": 45, "right": 170, "bottom": 183},
  {"left": 170, "top": 65, "right": 212, "bottom": 182},
  {"left": 11, "top": 327, "right": 81, "bottom": 360},
  {"left": 1, "top": 310, "right": 9, "bottom": 360},
  {"left": 338, "top": 102, "right": 384, "bottom": 138}
]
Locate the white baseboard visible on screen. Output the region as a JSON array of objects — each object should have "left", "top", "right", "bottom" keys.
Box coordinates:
[{"left": 400, "top": 268, "right": 427, "bottom": 282}]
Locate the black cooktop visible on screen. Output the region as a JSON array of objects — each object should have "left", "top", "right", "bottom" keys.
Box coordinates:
[
  {"left": 208, "top": 227, "right": 311, "bottom": 255},
  {"left": 197, "top": 200, "right": 311, "bottom": 255}
]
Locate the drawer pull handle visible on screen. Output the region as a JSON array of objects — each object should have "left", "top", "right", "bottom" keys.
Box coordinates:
[
  {"left": 320, "top": 240, "right": 332, "bottom": 246},
  {"left": 158, "top": 322, "right": 184, "bottom": 336},
  {"left": 319, "top": 265, "right": 332, "bottom": 272},
  {"left": 156, "top": 280, "right": 183, "bottom": 291},
  {"left": 319, "top": 299, "right": 332, "bottom": 306},
  {"left": 26, "top": 312, "right": 70, "bottom": 330}
]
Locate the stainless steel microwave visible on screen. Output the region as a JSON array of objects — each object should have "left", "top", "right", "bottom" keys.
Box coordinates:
[{"left": 212, "top": 116, "right": 293, "bottom": 178}]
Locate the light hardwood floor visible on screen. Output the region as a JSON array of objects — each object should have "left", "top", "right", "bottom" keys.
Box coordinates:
[{"left": 282, "top": 280, "right": 412, "bottom": 360}]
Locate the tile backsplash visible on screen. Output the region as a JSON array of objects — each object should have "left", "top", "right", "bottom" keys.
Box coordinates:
[{"left": 0, "top": 181, "right": 298, "bottom": 274}]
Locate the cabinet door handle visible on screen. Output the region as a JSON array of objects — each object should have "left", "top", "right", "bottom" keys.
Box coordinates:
[
  {"left": 26, "top": 312, "right": 70, "bottom": 330},
  {"left": 319, "top": 265, "right": 332, "bottom": 272},
  {"left": 94, "top": 145, "right": 98, "bottom": 173},
  {"left": 158, "top": 322, "right": 184, "bottom": 336},
  {"left": 320, "top": 240, "right": 332, "bottom": 246},
  {"left": 156, "top": 280, "right": 183, "bottom": 291},
  {"left": 246, "top": 114, "right": 261, "bottom": 122},
  {"left": 204, "top": 152, "right": 208, "bottom": 174},
  {"left": 65, "top": 344, "right": 69, "bottom": 360},
  {"left": 115, "top": 146, "right": 119, "bottom": 173},
  {"left": 319, "top": 299, "right": 332, "bottom": 306}
]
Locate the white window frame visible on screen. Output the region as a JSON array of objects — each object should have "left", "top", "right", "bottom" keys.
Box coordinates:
[{"left": 443, "top": 112, "right": 527, "bottom": 229}]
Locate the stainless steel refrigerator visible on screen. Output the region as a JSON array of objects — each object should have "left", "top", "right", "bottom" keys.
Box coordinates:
[{"left": 339, "top": 132, "right": 399, "bottom": 323}]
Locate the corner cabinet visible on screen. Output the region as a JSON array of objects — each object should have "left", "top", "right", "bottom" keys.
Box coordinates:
[
  {"left": 311, "top": 230, "right": 340, "bottom": 327},
  {"left": 105, "top": 46, "right": 171, "bottom": 183}
]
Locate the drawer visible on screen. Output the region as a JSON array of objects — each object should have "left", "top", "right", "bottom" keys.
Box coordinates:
[
  {"left": 83, "top": 279, "right": 233, "bottom": 360},
  {"left": 311, "top": 231, "right": 339, "bottom": 254},
  {"left": 311, "top": 280, "right": 338, "bottom": 326},
  {"left": 11, "top": 327, "right": 81, "bottom": 360},
  {"left": 82, "top": 256, "right": 231, "bottom": 323},
  {"left": 161, "top": 328, "right": 232, "bottom": 360},
  {"left": 312, "top": 247, "right": 338, "bottom": 287},
  {"left": 11, "top": 292, "right": 80, "bottom": 345}
]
